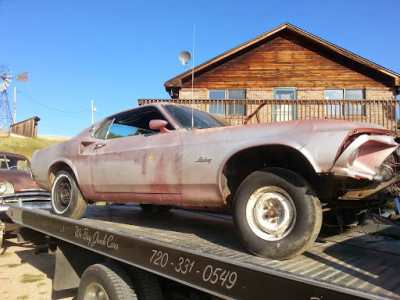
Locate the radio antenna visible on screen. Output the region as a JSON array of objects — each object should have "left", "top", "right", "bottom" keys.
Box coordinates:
[
  {"left": 191, "top": 25, "right": 195, "bottom": 128},
  {"left": 178, "top": 25, "right": 196, "bottom": 128}
]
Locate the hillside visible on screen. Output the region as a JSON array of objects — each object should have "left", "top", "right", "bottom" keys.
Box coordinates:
[{"left": 0, "top": 135, "right": 69, "bottom": 159}]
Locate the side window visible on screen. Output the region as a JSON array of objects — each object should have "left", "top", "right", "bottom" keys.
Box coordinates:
[
  {"left": 107, "top": 123, "right": 138, "bottom": 139},
  {"left": 95, "top": 106, "right": 173, "bottom": 140}
]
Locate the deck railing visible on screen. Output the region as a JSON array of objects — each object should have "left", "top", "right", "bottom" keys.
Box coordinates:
[{"left": 138, "top": 99, "right": 400, "bottom": 136}]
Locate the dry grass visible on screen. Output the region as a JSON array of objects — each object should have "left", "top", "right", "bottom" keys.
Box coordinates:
[
  {"left": 20, "top": 274, "right": 45, "bottom": 284},
  {"left": 1, "top": 263, "right": 22, "bottom": 268},
  {"left": 0, "top": 135, "right": 69, "bottom": 159}
]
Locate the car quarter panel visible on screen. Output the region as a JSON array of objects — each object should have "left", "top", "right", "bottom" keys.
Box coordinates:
[
  {"left": 331, "top": 134, "right": 398, "bottom": 179},
  {"left": 32, "top": 138, "right": 90, "bottom": 194},
  {"left": 178, "top": 120, "right": 353, "bottom": 206}
]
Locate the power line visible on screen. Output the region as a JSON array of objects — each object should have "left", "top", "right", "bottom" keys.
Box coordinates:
[{"left": 17, "top": 89, "right": 91, "bottom": 113}]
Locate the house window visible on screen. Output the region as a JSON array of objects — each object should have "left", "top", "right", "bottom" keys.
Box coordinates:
[
  {"left": 325, "top": 89, "right": 365, "bottom": 116},
  {"left": 274, "top": 88, "right": 297, "bottom": 121},
  {"left": 209, "top": 89, "right": 246, "bottom": 115},
  {"left": 209, "top": 90, "right": 226, "bottom": 115},
  {"left": 228, "top": 89, "right": 246, "bottom": 115}
]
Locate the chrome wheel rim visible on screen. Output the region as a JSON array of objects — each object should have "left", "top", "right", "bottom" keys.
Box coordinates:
[
  {"left": 84, "top": 282, "right": 109, "bottom": 300},
  {"left": 246, "top": 186, "right": 296, "bottom": 241},
  {"left": 52, "top": 174, "right": 72, "bottom": 214}
]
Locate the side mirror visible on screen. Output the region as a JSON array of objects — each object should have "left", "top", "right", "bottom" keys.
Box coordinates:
[{"left": 149, "top": 119, "right": 170, "bottom": 133}]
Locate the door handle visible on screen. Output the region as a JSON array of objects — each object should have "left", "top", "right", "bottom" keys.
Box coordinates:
[{"left": 94, "top": 143, "right": 106, "bottom": 150}]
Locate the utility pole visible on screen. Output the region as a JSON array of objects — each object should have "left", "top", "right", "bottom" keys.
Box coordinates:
[
  {"left": 91, "top": 99, "right": 96, "bottom": 124},
  {"left": 14, "top": 87, "right": 16, "bottom": 124},
  {"left": 14, "top": 72, "right": 29, "bottom": 124}
]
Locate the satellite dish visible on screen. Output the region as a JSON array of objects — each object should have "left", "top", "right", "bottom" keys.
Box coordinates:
[{"left": 178, "top": 51, "right": 192, "bottom": 66}]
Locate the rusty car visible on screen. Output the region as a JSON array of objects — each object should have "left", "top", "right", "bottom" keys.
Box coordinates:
[
  {"left": 31, "top": 103, "right": 400, "bottom": 260},
  {"left": 0, "top": 152, "right": 50, "bottom": 236}
]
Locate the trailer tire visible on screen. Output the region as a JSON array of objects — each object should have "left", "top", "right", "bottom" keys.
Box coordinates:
[
  {"left": 127, "top": 266, "right": 163, "bottom": 300},
  {"left": 78, "top": 263, "right": 137, "bottom": 300},
  {"left": 233, "top": 168, "right": 322, "bottom": 260},
  {"left": 51, "top": 170, "right": 87, "bottom": 219}
]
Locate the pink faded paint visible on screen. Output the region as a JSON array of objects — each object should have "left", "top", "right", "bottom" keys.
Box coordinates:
[{"left": 32, "top": 103, "right": 399, "bottom": 209}]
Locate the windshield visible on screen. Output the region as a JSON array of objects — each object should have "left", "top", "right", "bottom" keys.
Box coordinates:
[
  {"left": 0, "top": 155, "right": 30, "bottom": 171},
  {"left": 163, "top": 104, "right": 229, "bottom": 129}
]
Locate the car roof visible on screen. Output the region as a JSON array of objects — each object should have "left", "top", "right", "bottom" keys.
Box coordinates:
[
  {"left": 0, "top": 151, "right": 29, "bottom": 160},
  {"left": 106, "top": 103, "right": 177, "bottom": 117}
]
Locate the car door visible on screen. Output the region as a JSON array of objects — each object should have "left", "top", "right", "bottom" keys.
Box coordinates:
[{"left": 90, "top": 106, "right": 181, "bottom": 198}]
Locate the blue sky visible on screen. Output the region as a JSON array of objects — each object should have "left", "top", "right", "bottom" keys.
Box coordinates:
[{"left": 0, "top": 0, "right": 399, "bottom": 136}]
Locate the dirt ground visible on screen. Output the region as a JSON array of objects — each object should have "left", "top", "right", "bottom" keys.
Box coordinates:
[{"left": 0, "top": 236, "right": 77, "bottom": 300}]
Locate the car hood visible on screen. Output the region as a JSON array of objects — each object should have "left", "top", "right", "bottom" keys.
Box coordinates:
[{"left": 0, "top": 170, "right": 40, "bottom": 192}]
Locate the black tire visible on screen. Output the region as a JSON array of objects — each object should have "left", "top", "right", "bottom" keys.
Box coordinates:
[
  {"left": 51, "top": 170, "right": 87, "bottom": 219},
  {"left": 233, "top": 168, "right": 322, "bottom": 260},
  {"left": 127, "top": 266, "right": 163, "bottom": 300},
  {"left": 78, "top": 263, "right": 137, "bottom": 300}
]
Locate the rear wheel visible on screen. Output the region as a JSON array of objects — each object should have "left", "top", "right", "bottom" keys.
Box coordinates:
[
  {"left": 127, "top": 266, "right": 163, "bottom": 300},
  {"left": 51, "top": 170, "right": 87, "bottom": 219},
  {"left": 233, "top": 168, "right": 322, "bottom": 260},
  {"left": 78, "top": 263, "right": 137, "bottom": 300}
]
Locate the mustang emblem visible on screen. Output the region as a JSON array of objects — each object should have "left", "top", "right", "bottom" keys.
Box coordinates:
[{"left": 196, "top": 157, "right": 212, "bottom": 163}]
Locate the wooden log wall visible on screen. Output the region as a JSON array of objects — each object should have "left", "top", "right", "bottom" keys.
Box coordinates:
[{"left": 182, "top": 32, "right": 392, "bottom": 90}]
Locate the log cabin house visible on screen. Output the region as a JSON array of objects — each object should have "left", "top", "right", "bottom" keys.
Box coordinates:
[{"left": 139, "top": 23, "right": 400, "bottom": 135}]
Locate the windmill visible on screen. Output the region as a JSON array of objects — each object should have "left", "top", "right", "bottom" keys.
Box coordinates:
[{"left": 0, "top": 65, "right": 13, "bottom": 130}]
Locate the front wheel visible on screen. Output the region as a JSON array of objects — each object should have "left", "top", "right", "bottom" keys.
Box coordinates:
[
  {"left": 51, "top": 170, "right": 87, "bottom": 219},
  {"left": 233, "top": 168, "right": 322, "bottom": 260}
]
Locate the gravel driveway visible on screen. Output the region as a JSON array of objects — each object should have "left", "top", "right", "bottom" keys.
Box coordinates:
[{"left": 0, "top": 236, "right": 76, "bottom": 300}]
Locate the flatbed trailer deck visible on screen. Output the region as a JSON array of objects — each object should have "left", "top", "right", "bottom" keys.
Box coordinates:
[{"left": 6, "top": 205, "right": 400, "bottom": 300}]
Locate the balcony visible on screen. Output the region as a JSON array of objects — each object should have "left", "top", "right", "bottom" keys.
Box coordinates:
[{"left": 138, "top": 99, "right": 400, "bottom": 136}]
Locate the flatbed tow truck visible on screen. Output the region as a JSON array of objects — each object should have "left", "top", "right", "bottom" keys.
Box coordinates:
[{"left": 4, "top": 204, "right": 400, "bottom": 300}]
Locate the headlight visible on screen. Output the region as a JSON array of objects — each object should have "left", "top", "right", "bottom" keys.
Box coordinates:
[
  {"left": 0, "top": 181, "right": 14, "bottom": 195},
  {"left": 373, "top": 164, "right": 395, "bottom": 182},
  {"left": 0, "top": 181, "right": 7, "bottom": 194}
]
